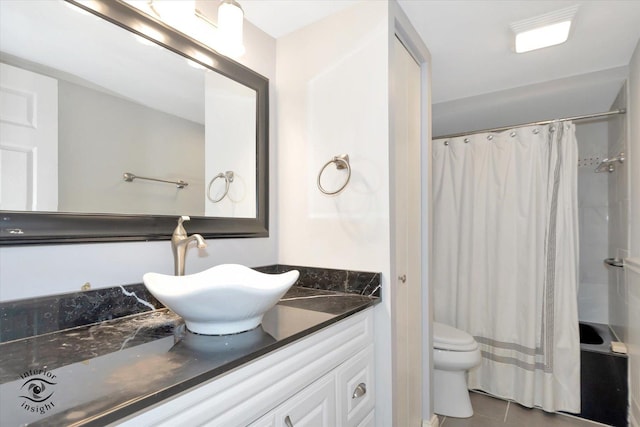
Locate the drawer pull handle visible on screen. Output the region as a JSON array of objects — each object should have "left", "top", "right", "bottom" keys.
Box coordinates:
[
  {"left": 352, "top": 383, "right": 367, "bottom": 399},
  {"left": 284, "top": 415, "right": 294, "bottom": 427}
]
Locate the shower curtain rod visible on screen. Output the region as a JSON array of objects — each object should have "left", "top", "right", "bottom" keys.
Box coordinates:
[{"left": 434, "top": 108, "right": 626, "bottom": 140}]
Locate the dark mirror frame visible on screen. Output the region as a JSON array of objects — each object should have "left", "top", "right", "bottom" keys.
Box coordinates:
[{"left": 0, "top": 0, "right": 268, "bottom": 245}]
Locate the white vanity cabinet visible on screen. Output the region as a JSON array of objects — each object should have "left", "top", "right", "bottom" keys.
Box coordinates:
[
  {"left": 336, "top": 346, "right": 375, "bottom": 427},
  {"left": 115, "top": 308, "right": 374, "bottom": 427},
  {"left": 251, "top": 344, "right": 375, "bottom": 427},
  {"left": 253, "top": 374, "right": 337, "bottom": 427}
]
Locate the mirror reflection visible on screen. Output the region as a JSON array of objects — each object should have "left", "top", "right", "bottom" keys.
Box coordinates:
[{"left": 0, "top": 0, "right": 257, "bottom": 219}]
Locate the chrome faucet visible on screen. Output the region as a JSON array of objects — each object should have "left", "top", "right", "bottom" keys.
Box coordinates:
[{"left": 171, "top": 216, "right": 207, "bottom": 276}]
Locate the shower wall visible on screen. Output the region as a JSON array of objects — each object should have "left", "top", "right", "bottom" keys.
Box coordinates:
[
  {"left": 575, "top": 82, "right": 628, "bottom": 330},
  {"left": 576, "top": 121, "right": 610, "bottom": 324},
  {"left": 608, "top": 83, "right": 628, "bottom": 340}
]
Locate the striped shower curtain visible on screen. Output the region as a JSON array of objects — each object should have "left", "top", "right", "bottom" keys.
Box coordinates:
[{"left": 432, "top": 121, "right": 580, "bottom": 413}]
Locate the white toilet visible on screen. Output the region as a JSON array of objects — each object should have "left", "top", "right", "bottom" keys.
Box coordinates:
[{"left": 433, "top": 322, "right": 481, "bottom": 418}]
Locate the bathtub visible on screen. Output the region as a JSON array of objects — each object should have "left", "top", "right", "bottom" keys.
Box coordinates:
[{"left": 578, "top": 321, "right": 628, "bottom": 426}]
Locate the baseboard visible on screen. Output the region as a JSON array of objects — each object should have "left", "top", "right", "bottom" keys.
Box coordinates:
[{"left": 422, "top": 414, "right": 439, "bottom": 427}]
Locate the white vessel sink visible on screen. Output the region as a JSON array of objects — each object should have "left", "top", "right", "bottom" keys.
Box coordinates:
[{"left": 143, "top": 264, "right": 299, "bottom": 335}]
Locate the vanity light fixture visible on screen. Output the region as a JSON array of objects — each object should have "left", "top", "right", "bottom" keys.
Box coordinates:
[
  {"left": 215, "top": 0, "right": 245, "bottom": 57},
  {"left": 127, "top": 0, "right": 245, "bottom": 58},
  {"left": 510, "top": 5, "right": 578, "bottom": 53}
]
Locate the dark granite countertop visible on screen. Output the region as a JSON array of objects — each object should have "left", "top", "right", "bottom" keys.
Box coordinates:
[{"left": 0, "top": 285, "right": 379, "bottom": 427}]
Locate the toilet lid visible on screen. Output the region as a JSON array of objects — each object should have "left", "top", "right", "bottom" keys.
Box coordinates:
[{"left": 433, "top": 322, "right": 478, "bottom": 352}]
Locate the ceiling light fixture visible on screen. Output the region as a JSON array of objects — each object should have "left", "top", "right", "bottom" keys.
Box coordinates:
[{"left": 510, "top": 5, "right": 578, "bottom": 53}]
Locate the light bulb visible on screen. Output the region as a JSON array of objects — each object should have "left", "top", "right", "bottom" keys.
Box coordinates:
[{"left": 217, "top": 0, "right": 245, "bottom": 57}]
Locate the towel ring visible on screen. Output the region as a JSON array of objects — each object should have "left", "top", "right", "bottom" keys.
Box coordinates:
[
  {"left": 207, "top": 171, "right": 234, "bottom": 203},
  {"left": 317, "top": 154, "right": 351, "bottom": 195}
]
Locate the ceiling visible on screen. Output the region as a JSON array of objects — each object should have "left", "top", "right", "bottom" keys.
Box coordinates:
[
  {"left": 242, "top": 0, "right": 640, "bottom": 135},
  {"left": 241, "top": 0, "right": 359, "bottom": 39},
  {"left": 396, "top": 0, "right": 640, "bottom": 104}
]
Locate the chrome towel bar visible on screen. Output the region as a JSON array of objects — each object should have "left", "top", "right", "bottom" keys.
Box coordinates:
[{"left": 123, "top": 172, "right": 188, "bottom": 188}]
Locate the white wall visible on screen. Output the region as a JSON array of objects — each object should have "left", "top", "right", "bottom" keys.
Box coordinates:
[
  {"left": 58, "top": 80, "right": 205, "bottom": 215},
  {"left": 625, "top": 38, "right": 640, "bottom": 427},
  {"left": 275, "top": 2, "right": 393, "bottom": 425},
  {"left": 0, "top": 9, "right": 278, "bottom": 302},
  {"left": 204, "top": 73, "right": 256, "bottom": 218}
]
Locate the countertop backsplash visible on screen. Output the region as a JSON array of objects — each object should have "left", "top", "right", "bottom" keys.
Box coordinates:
[
  {"left": 0, "top": 265, "right": 381, "bottom": 343},
  {"left": 254, "top": 264, "right": 381, "bottom": 297},
  {"left": 0, "top": 283, "right": 162, "bottom": 343}
]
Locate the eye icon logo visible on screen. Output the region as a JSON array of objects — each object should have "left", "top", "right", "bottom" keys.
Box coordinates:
[
  {"left": 21, "top": 378, "right": 55, "bottom": 402},
  {"left": 18, "top": 369, "right": 57, "bottom": 415}
]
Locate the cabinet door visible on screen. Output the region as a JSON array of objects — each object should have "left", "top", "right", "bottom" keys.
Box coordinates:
[
  {"left": 248, "top": 413, "right": 275, "bottom": 427},
  {"left": 336, "top": 345, "right": 375, "bottom": 427},
  {"left": 356, "top": 410, "right": 375, "bottom": 427},
  {"left": 274, "top": 374, "right": 336, "bottom": 427}
]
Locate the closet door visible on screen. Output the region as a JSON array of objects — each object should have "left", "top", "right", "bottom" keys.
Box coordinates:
[{"left": 391, "top": 34, "right": 423, "bottom": 426}]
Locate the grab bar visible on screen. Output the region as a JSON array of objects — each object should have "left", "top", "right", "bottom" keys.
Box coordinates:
[
  {"left": 604, "top": 258, "right": 624, "bottom": 268},
  {"left": 123, "top": 172, "right": 188, "bottom": 189}
]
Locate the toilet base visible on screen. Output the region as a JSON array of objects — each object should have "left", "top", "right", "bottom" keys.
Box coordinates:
[{"left": 433, "top": 368, "right": 474, "bottom": 418}]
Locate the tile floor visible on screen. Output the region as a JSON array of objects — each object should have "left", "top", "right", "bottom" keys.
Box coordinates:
[{"left": 437, "top": 392, "right": 609, "bottom": 427}]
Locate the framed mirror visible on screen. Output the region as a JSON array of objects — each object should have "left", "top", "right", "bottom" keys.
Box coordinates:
[{"left": 0, "top": 0, "right": 268, "bottom": 244}]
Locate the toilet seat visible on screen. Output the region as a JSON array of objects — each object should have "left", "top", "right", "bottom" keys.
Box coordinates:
[{"left": 433, "top": 322, "right": 478, "bottom": 352}]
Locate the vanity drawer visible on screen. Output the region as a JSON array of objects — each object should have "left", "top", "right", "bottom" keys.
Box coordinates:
[
  {"left": 273, "top": 374, "right": 336, "bottom": 427},
  {"left": 336, "top": 345, "right": 375, "bottom": 427}
]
